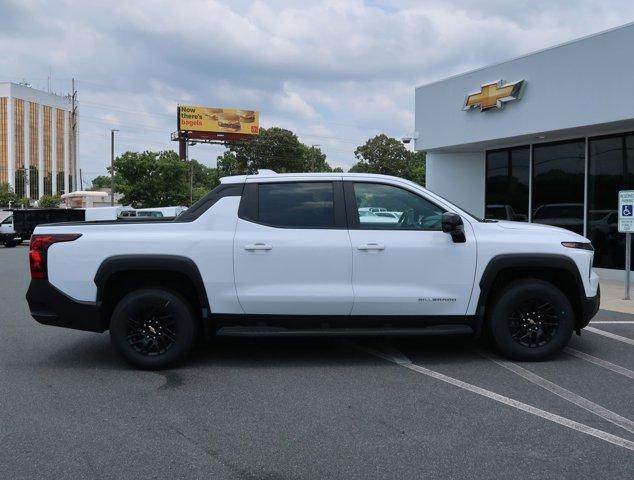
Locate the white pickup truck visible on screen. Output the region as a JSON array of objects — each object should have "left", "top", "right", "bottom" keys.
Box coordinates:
[{"left": 26, "top": 172, "right": 600, "bottom": 368}]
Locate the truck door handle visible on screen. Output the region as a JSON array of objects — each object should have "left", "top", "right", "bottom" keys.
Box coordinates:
[
  {"left": 244, "top": 243, "right": 273, "bottom": 251},
  {"left": 357, "top": 243, "right": 385, "bottom": 251}
]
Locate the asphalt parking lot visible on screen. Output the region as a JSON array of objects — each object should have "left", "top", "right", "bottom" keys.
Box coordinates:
[{"left": 1, "top": 244, "right": 633, "bottom": 479}]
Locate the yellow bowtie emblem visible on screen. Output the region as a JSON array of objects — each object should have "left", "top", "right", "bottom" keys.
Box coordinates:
[{"left": 463, "top": 79, "right": 525, "bottom": 111}]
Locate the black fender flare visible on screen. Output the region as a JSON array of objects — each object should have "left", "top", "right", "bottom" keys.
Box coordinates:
[
  {"left": 474, "top": 253, "right": 589, "bottom": 332},
  {"left": 94, "top": 254, "right": 211, "bottom": 319}
]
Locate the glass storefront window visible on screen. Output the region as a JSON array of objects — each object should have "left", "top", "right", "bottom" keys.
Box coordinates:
[
  {"left": 485, "top": 134, "right": 634, "bottom": 269},
  {"left": 485, "top": 147, "right": 529, "bottom": 221},
  {"left": 532, "top": 140, "right": 585, "bottom": 235},
  {"left": 588, "top": 133, "right": 634, "bottom": 269}
]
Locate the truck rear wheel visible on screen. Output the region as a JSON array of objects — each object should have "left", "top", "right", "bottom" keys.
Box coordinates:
[
  {"left": 487, "top": 279, "right": 574, "bottom": 361},
  {"left": 109, "top": 288, "right": 197, "bottom": 369},
  {"left": 3, "top": 240, "right": 17, "bottom": 248}
]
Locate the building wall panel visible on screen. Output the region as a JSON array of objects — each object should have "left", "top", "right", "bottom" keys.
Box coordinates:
[{"left": 0, "top": 98, "right": 7, "bottom": 184}]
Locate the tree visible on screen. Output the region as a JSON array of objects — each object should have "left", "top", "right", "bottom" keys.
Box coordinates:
[
  {"left": 217, "top": 127, "right": 333, "bottom": 176},
  {"left": 38, "top": 194, "right": 62, "bottom": 208},
  {"left": 112, "top": 151, "right": 188, "bottom": 207},
  {"left": 189, "top": 159, "right": 221, "bottom": 203},
  {"left": 0, "top": 183, "right": 19, "bottom": 207},
  {"left": 409, "top": 151, "right": 426, "bottom": 186},
  {"left": 302, "top": 145, "right": 331, "bottom": 172},
  {"left": 111, "top": 150, "right": 219, "bottom": 207},
  {"left": 350, "top": 134, "right": 426, "bottom": 185},
  {"left": 90, "top": 175, "right": 112, "bottom": 191}
]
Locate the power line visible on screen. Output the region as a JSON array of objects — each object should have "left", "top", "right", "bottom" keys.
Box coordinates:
[
  {"left": 77, "top": 118, "right": 360, "bottom": 156},
  {"left": 5, "top": 75, "right": 407, "bottom": 136},
  {"left": 78, "top": 109, "right": 369, "bottom": 145}
]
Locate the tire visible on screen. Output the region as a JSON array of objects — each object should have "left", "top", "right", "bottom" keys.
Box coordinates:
[
  {"left": 487, "top": 279, "right": 574, "bottom": 361},
  {"left": 109, "top": 288, "right": 198, "bottom": 369},
  {"left": 3, "top": 240, "right": 17, "bottom": 248}
]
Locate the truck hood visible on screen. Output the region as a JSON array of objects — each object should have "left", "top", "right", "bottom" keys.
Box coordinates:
[{"left": 493, "top": 220, "right": 588, "bottom": 241}]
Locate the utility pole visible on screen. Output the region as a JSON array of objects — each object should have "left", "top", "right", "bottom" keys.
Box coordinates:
[
  {"left": 110, "top": 129, "right": 118, "bottom": 206},
  {"left": 188, "top": 141, "right": 196, "bottom": 206},
  {"left": 71, "top": 78, "right": 77, "bottom": 192}
]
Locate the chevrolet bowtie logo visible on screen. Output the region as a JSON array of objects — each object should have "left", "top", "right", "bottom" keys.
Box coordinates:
[{"left": 463, "top": 79, "right": 526, "bottom": 111}]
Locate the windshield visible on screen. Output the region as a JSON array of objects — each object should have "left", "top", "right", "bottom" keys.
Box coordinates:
[{"left": 425, "top": 189, "right": 484, "bottom": 222}]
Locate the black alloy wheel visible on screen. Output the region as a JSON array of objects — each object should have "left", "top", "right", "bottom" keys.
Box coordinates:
[
  {"left": 126, "top": 300, "right": 178, "bottom": 356},
  {"left": 110, "top": 288, "right": 197, "bottom": 369},
  {"left": 508, "top": 298, "right": 560, "bottom": 348},
  {"left": 487, "top": 279, "right": 574, "bottom": 361}
]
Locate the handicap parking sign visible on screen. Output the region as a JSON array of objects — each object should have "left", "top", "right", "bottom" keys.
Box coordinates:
[{"left": 619, "top": 191, "right": 634, "bottom": 232}]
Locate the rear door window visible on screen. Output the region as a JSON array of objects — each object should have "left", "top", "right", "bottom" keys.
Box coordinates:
[{"left": 258, "top": 182, "right": 335, "bottom": 228}]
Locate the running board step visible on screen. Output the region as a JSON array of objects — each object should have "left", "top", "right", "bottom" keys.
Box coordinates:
[{"left": 216, "top": 325, "right": 473, "bottom": 337}]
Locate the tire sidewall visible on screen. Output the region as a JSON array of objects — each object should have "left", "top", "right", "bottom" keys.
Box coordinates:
[
  {"left": 488, "top": 280, "right": 574, "bottom": 361},
  {"left": 110, "top": 288, "right": 197, "bottom": 369}
]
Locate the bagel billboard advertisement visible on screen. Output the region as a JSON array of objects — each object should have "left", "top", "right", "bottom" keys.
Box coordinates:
[{"left": 178, "top": 105, "right": 260, "bottom": 135}]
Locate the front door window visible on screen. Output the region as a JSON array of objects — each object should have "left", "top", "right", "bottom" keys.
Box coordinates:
[{"left": 352, "top": 182, "right": 444, "bottom": 230}]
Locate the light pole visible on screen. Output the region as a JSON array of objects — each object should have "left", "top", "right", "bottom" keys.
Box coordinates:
[
  {"left": 110, "top": 129, "right": 119, "bottom": 206},
  {"left": 188, "top": 141, "right": 196, "bottom": 206}
]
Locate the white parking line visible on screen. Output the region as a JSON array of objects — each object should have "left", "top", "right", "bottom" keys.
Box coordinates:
[
  {"left": 564, "top": 348, "right": 634, "bottom": 380},
  {"left": 586, "top": 327, "right": 634, "bottom": 346},
  {"left": 357, "top": 344, "right": 634, "bottom": 451},
  {"left": 477, "top": 350, "right": 634, "bottom": 435},
  {"left": 590, "top": 321, "right": 634, "bottom": 324}
]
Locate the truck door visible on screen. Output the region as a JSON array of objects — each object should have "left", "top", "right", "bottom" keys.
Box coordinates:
[
  {"left": 345, "top": 181, "right": 477, "bottom": 316},
  {"left": 233, "top": 179, "right": 353, "bottom": 315}
]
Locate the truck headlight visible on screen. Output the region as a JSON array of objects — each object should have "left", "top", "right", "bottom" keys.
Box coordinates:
[{"left": 561, "top": 241, "right": 594, "bottom": 251}]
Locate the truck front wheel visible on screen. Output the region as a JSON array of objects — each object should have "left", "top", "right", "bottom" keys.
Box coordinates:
[
  {"left": 109, "top": 288, "right": 198, "bottom": 369},
  {"left": 487, "top": 279, "right": 574, "bottom": 361}
]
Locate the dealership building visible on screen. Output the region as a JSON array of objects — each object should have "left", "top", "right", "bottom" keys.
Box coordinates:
[
  {"left": 0, "top": 82, "right": 78, "bottom": 201},
  {"left": 416, "top": 23, "right": 634, "bottom": 271}
]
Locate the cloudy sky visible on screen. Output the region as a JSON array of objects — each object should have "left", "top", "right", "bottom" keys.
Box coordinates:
[{"left": 2, "top": 0, "right": 633, "bottom": 185}]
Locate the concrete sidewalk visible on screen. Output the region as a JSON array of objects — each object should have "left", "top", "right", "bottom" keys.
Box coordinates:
[{"left": 597, "top": 277, "right": 634, "bottom": 314}]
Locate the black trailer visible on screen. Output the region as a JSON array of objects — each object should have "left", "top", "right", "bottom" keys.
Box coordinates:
[{"left": 9, "top": 209, "right": 86, "bottom": 241}]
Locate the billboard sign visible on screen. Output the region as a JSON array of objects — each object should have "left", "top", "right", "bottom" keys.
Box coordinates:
[{"left": 178, "top": 105, "right": 259, "bottom": 135}]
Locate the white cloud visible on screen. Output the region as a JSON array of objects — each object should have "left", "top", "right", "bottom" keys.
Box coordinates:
[
  {"left": 1, "top": 0, "right": 633, "bottom": 177},
  {"left": 272, "top": 86, "right": 317, "bottom": 119}
]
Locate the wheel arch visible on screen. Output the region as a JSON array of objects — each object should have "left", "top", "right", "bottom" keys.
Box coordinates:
[
  {"left": 94, "top": 255, "right": 211, "bottom": 331},
  {"left": 475, "top": 254, "right": 587, "bottom": 332}
]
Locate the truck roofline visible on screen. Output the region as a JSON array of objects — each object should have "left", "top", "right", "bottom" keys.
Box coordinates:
[{"left": 220, "top": 172, "right": 420, "bottom": 184}]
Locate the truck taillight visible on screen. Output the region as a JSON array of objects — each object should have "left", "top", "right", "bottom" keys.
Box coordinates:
[{"left": 29, "top": 234, "right": 82, "bottom": 280}]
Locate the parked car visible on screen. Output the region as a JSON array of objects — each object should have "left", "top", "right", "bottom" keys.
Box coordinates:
[
  {"left": 26, "top": 172, "right": 599, "bottom": 369},
  {"left": 118, "top": 210, "right": 138, "bottom": 218},
  {"left": 486, "top": 204, "right": 528, "bottom": 222},
  {"left": 137, "top": 206, "right": 187, "bottom": 218},
  {"left": 0, "top": 214, "right": 24, "bottom": 247},
  {"left": 532, "top": 203, "right": 584, "bottom": 235},
  {"left": 358, "top": 210, "right": 398, "bottom": 224}
]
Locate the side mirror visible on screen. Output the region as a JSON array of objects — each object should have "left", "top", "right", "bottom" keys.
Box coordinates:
[{"left": 441, "top": 212, "right": 466, "bottom": 243}]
